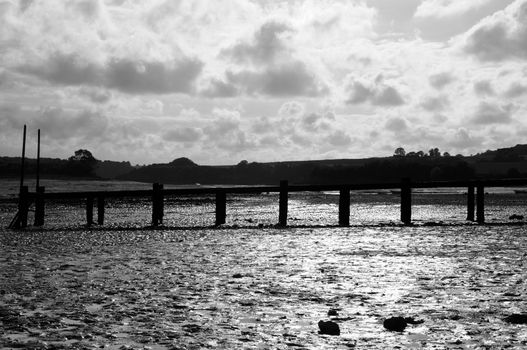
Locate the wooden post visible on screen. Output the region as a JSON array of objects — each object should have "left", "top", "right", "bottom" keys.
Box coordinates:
[
  {"left": 152, "top": 183, "right": 159, "bottom": 226},
  {"left": 19, "top": 125, "right": 27, "bottom": 193},
  {"left": 278, "top": 180, "right": 288, "bottom": 227},
  {"left": 86, "top": 196, "right": 94, "bottom": 227},
  {"left": 97, "top": 196, "right": 105, "bottom": 225},
  {"left": 152, "top": 183, "right": 164, "bottom": 226},
  {"left": 34, "top": 186, "right": 45, "bottom": 226},
  {"left": 215, "top": 190, "right": 226, "bottom": 226},
  {"left": 476, "top": 183, "right": 485, "bottom": 224},
  {"left": 466, "top": 185, "right": 475, "bottom": 221},
  {"left": 339, "top": 187, "right": 350, "bottom": 227},
  {"left": 400, "top": 178, "right": 412, "bottom": 225},
  {"left": 36, "top": 129, "right": 40, "bottom": 190},
  {"left": 18, "top": 186, "right": 29, "bottom": 228},
  {"left": 159, "top": 184, "right": 164, "bottom": 225}
]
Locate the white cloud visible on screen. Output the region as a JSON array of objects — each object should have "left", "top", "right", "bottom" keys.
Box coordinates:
[
  {"left": 415, "top": 0, "right": 494, "bottom": 19},
  {"left": 464, "top": 0, "right": 527, "bottom": 61}
]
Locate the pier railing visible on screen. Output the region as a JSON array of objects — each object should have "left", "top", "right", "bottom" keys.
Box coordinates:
[{"left": 8, "top": 178, "right": 527, "bottom": 229}]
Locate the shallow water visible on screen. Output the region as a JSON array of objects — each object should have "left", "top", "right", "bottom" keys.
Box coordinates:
[{"left": 1, "top": 180, "right": 527, "bottom": 349}]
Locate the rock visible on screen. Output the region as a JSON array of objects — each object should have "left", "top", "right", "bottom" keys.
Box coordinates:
[
  {"left": 328, "top": 309, "right": 339, "bottom": 316},
  {"left": 318, "top": 320, "right": 340, "bottom": 336},
  {"left": 504, "top": 314, "right": 527, "bottom": 324},
  {"left": 383, "top": 317, "right": 407, "bottom": 332},
  {"left": 232, "top": 273, "right": 243, "bottom": 278}
]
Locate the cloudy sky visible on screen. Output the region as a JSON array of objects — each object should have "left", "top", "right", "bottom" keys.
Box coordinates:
[{"left": 1, "top": 0, "right": 527, "bottom": 165}]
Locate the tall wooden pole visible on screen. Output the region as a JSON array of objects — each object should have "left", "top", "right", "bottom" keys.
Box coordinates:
[
  {"left": 19, "top": 125, "right": 27, "bottom": 193},
  {"left": 476, "top": 183, "right": 485, "bottom": 224},
  {"left": 466, "top": 185, "right": 475, "bottom": 221},
  {"left": 36, "top": 129, "right": 40, "bottom": 190}
]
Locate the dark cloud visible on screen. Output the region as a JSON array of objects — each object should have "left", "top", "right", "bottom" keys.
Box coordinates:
[
  {"left": 465, "top": 1, "right": 527, "bottom": 61},
  {"left": 347, "top": 81, "right": 371, "bottom": 104},
  {"left": 226, "top": 62, "right": 327, "bottom": 97},
  {"left": 449, "top": 128, "right": 484, "bottom": 149},
  {"left": 301, "top": 112, "right": 334, "bottom": 132},
  {"left": 385, "top": 117, "right": 408, "bottom": 132},
  {"left": 473, "top": 80, "right": 495, "bottom": 96},
  {"left": 79, "top": 87, "right": 112, "bottom": 104},
  {"left": 0, "top": 104, "right": 108, "bottom": 140},
  {"left": 326, "top": 130, "right": 351, "bottom": 147},
  {"left": 222, "top": 21, "right": 291, "bottom": 65},
  {"left": 19, "top": 54, "right": 101, "bottom": 85},
  {"left": 429, "top": 72, "right": 454, "bottom": 89},
  {"left": 162, "top": 127, "right": 202, "bottom": 143},
  {"left": 200, "top": 79, "right": 239, "bottom": 98},
  {"left": 420, "top": 95, "right": 449, "bottom": 111},
  {"left": 471, "top": 101, "right": 513, "bottom": 124},
  {"left": 346, "top": 79, "right": 404, "bottom": 106},
  {"left": 373, "top": 86, "right": 404, "bottom": 106},
  {"left": 106, "top": 58, "right": 203, "bottom": 94},
  {"left": 505, "top": 82, "right": 527, "bottom": 98},
  {"left": 18, "top": 53, "right": 203, "bottom": 95}
]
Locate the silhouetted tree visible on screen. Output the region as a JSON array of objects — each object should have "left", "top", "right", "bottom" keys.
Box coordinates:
[
  {"left": 69, "top": 149, "right": 96, "bottom": 162},
  {"left": 394, "top": 147, "right": 406, "bottom": 157},
  {"left": 67, "top": 149, "right": 98, "bottom": 177},
  {"left": 428, "top": 148, "right": 440, "bottom": 157}
]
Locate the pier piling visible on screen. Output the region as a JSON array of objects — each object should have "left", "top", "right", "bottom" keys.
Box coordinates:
[
  {"left": 278, "top": 180, "right": 288, "bottom": 227},
  {"left": 18, "top": 186, "right": 29, "bottom": 228},
  {"left": 467, "top": 185, "right": 475, "bottom": 221},
  {"left": 152, "top": 183, "right": 164, "bottom": 226},
  {"left": 97, "top": 196, "right": 105, "bottom": 225},
  {"left": 86, "top": 196, "right": 94, "bottom": 226},
  {"left": 400, "top": 178, "right": 412, "bottom": 225},
  {"left": 476, "top": 183, "right": 485, "bottom": 224},
  {"left": 215, "top": 190, "right": 226, "bottom": 226},
  {"left": 9, "top": 178, "right": 527, "bottom": 230},
  {"left": 34, "top": 186, "right": 45, "bottom": 226},
  {"left": 339, "top": 187, "right": 350, "bottom": 227}
]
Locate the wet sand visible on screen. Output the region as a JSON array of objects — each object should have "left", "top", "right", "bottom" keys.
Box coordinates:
[{"left": 2, "top": 224, "right": 527, "bottom": 349}]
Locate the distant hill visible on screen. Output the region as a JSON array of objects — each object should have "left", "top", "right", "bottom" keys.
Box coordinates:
[
  {"left": 169, "top": 157, "right": 198, "bottom": 167},
  {"left": 3, "top": 143, "right": 527, "bottom": 184}
]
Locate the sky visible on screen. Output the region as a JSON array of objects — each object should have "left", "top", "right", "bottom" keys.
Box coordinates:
[{"left": 1, "top": 0, "right": 527, "bottom": 165}]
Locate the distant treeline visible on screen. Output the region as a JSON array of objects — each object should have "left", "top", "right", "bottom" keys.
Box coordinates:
[
  {"left": 2, "top": 144, "right": 527, "bottom": 184},
  {"left": 0, "top": 154, "right": 134, "bottom": 179},
  {"left": 118, "top": 157, "right": 477, "bottom": 185}
]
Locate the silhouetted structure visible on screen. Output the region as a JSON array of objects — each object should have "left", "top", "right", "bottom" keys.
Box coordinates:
[{"left": 8, "top": 178, "right": 527, "bottom": 229}]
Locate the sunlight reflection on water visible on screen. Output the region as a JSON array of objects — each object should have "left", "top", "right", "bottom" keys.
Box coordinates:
[{"left": 1, "top": 225, "right": 527, "bottom": 349}]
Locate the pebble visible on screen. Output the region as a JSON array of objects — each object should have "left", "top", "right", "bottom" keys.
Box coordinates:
[
  {"left": 318, "top": 320, "right": 340, "bottom": 336},
  {"left": 328, "top": 309, "right": 338, "bottom": 316},
  {"left": 504, "top": 314, "right": 527, "bottom": 324},
  {"left": 383, "top": 317, "right": 407, "bottom": 332}
]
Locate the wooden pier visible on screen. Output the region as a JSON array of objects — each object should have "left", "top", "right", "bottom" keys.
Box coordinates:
[{"left": 8, "top": 178, "right": 527, "bottom": 229}]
